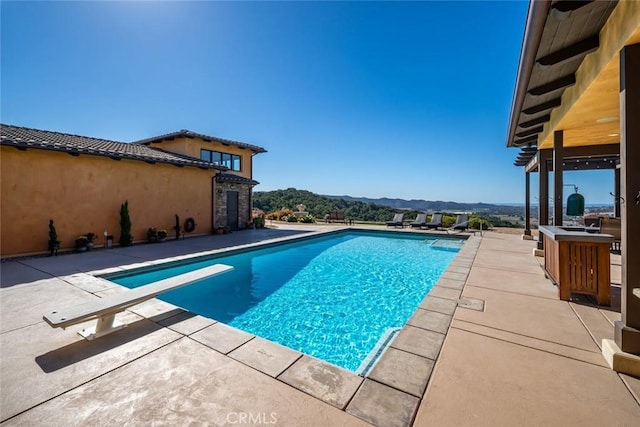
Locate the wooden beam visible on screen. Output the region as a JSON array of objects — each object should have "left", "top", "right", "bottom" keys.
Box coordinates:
[
  {"left": 563, "top": 143, "right": 619, "bottom": 157},
  {"left": 561, "top": 158, "right": 618, "bottom": 170},
  {"left": 519, "top": 114, "right": 551, "bottom": 129},
  {"left": 537, "top": 35, "right": 599, "bottom": 67},
  {"left": 528, "top": 74, "right": 576, "bottom": 96},
  {"left": 550, "top": 1, "right": 594, "bottom": 14},
  {"left": 525, "top": 152, "right": 539, "bottom": 173},
  {"left": 522, "top": 98, "right": 562, "bottom": 115},
  {"left": 517, "top": 153, "right": 536, "bottom": 160},
  {"left": 513, "top": 135, "right": 539, "bottom": 146},
  {"left": 519, "top": 147, "right": 539, "bottom": 153},
  {"left": 516, "top": 126, "right": 544, "bottom": 138}
]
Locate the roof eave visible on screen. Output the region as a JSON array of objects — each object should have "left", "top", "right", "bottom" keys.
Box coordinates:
[
  {"left": 0, "top": 139, "right": 219, "bottom": 170},
  {"left": 506, "top": 0, "right": 552, "bottom": 148},
  {"left": 136, "top": 130, "right": 267, "bottom": 154}
]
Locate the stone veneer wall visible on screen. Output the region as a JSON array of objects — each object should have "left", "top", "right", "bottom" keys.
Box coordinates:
[{"left": 214, "top": 182, "right": 252, "bottom": 230}]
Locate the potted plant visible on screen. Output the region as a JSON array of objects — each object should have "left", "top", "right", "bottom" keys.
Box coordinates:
[
  {"left": 253, "top": 216, "right": 265, "bottom": 229},
  {"left": 157, "top": 229, "right": 168, "bottom": 242},
  {"left": 75, "top": 235, "right": 89, "bottom": 252},
  {"left": 48, "top": 219, "right": 60, "bottom": 256},
  {"left": 147, "top": 227, "right": 158, "bottom": 243},
  {"left": 86, "top": 232, "right": 96, "bottom": 250}
]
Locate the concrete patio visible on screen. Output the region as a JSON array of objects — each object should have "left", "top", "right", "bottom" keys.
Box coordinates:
[{"left": 1, "top": 225, "right": 638, "bottom": 426}]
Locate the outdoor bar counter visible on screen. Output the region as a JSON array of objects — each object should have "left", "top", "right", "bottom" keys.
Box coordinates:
[{"left": 539, "top": 225, "right": 614, "bottom": 305}]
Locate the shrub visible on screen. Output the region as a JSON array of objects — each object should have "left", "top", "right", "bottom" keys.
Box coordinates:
[
  {"left": 282, "top": 214, "right": 299, "bottom": 222},
  {"left": 299, "top": 215, "right": 315, "bottom": 223},
  {"left": 75, "top": 236, "right": 88, "bottom": 247},
  {"left": 469, "top": 217, "right": 491, "bottom": 230},
  {"left": 157, "top": 229, "right": 168, "bottom": 239},
  {"left": 267, "top": 209, "right": 293, "bottom": 220},
  {"left": 441, "top": 214, "right": 457, "bottom": 228},
  {"left": 253, "top": 216, "right": 265, "bottom": 228},
  {"left": 119, "top": 200, "right": 133, "bottom": 247}
]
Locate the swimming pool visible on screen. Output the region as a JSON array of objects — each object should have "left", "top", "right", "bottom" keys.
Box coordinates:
[{"left": 108, "top": 230, "right": 463, "bottom": 372}]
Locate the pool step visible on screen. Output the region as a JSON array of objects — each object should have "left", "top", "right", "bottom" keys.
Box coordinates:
[
  {"left": 356, "top": 327, "right": 402, "bottom": 377},
  {"left": 429, "top": 239, "right": 464, "bottom": 251}
]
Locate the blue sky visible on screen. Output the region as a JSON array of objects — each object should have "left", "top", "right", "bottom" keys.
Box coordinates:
[{"left": 1, "top": 1, "right": 616, "bottom": 204}]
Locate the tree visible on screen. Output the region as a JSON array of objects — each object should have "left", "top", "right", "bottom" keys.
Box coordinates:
[
  {"left": 173, "top": 214, "right": 182, "bottom": 240},
  {"left": 48, "top": 219, "right": 59, "bottom": 256},
  {"left": 119, "top": 201, "right": 133, "bottom": 247},
  {"left": 253, "top": 188, "right": 419, "bottom": 222}
]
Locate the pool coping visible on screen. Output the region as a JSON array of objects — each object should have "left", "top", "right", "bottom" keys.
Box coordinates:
[{"left": 60, "top": 227, "right": 480, "bottom": 427}]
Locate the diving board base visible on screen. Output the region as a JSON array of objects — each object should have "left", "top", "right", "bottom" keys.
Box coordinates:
[{"left": 79, "top": 314, "right": 127, "bottom": 340}]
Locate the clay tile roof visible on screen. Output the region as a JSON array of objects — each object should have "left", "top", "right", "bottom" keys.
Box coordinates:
[
  {"left": 215, "top": 172, "right": 259, "bottom": 186},
  {"left": 133, "top": 129, "right": 267, "bottom": 154},
  {"left": 0, "top": 124, "right": 222, "bottom": 170}
]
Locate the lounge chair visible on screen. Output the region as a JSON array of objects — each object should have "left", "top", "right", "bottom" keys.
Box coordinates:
[
  {"left": 410, "top": 213, "right": 428, "bottom": 228},
  {"left": 386, "top": 213, "right": 405, "bottom": 227},
  {"left": 424, "top": 213, "right": 443, "bottom": 229},
  {"left": 447, "top": 214, "right": 469, "bottom": 232},
  {"left": 327, "top": 211, "right": 347, "bottom": 224}
]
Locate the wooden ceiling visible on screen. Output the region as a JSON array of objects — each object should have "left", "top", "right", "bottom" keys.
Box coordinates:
[
  {"left": 509, "top": 1, "right": 640, "bottom": 160},
  {"left": 539, "top": 22, "right": 640, "bottom": 149}
]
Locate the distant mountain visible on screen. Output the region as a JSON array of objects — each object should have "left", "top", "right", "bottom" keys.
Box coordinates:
[
  {"left": 253, "top": 188, "right": 402, "bottom": 222},
  {"left": 323, "top": 195, "right": 509, "bottom": 212},
  {"left": 253, "top": 188, "right": 529, "bottom": 227}
]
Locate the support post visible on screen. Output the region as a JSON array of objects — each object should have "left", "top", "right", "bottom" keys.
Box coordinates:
[
  {"left": 523, "top": 171, "right": 532, "bottom": 239},
  {"left": 537, "top": 150, "right": 551, "bottom": 250},
  {"left": 614, "top": 43, "right": 640, "bottom": 356},
  {"left": 553, "top": 131, "right": 564, "bottom": 226},
  {"left": 79, "top": 314, "right": 126, "bottom": 341},
  {"left": 614, "top": 166, "right": 621, "bottom": 218}
]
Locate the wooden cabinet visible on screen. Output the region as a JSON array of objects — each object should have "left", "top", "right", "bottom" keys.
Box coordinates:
[{"left": 539, "top": 226, "right": 614, "bottom": 306}]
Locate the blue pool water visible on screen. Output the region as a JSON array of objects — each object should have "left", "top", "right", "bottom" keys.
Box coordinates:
[{"left": 110, "top": 231, "right": 462, "bottom": 372}]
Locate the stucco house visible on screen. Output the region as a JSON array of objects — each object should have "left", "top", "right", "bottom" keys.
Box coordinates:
[{"left": 0, "top": 124, "right": 266, "bottom": 257}]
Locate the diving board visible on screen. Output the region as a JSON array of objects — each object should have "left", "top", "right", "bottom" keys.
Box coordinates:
[{"left": 44, "top": 263, "right": 233, "bottom": 340}]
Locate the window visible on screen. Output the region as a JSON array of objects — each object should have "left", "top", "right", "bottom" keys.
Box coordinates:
[{"left": 200, "top": 149, "right": 241, "bottom": 171}]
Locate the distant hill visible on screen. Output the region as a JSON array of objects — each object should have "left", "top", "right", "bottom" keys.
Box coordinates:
[
  {"left": 253, "top": 188, "right": 405, "bottom": 222},
  {"left": 323, "top": 195, "right": 509, "bottom": 212},
  {"left": 253, "top": 188, "right": 527, "bottom": 224}
]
